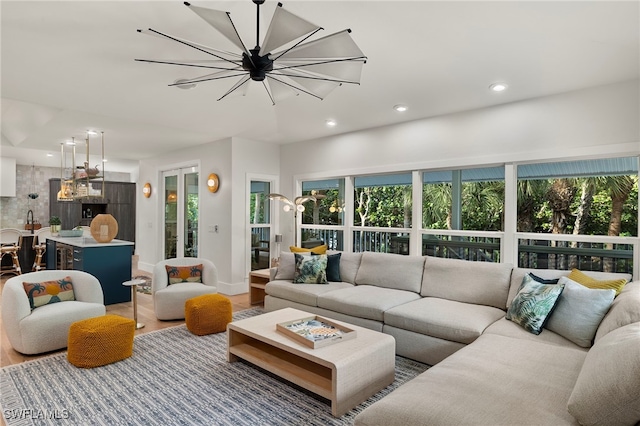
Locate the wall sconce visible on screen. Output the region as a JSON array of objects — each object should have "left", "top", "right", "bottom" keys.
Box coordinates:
[
  {"left": 207, "top": 173, "right": 220, "bottom": 193},
  {"left": 143, "top": 183, "right": 152, "bottom": 198}
]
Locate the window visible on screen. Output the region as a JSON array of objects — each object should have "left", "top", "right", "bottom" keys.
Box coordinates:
[
  {"left": 353, "top": 173, "right": 412, "bottom": 228},
  {"left": 301, "top": 179, "right": 345, "bottom": 250},
  {"left": 249, "top": 180, "right": 271, "bottom": 270},
  {"left": 517, "top": 157, "right": 638, "bottom": 273},
  {"left": 422, "top": 166, "right": 505, "bottom": 231}
]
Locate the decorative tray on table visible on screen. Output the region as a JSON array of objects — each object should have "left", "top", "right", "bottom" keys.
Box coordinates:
[
  {"left": 276, "top": 316, "right": 357, "bottom": 349},
  {"left": 58, "top": 229, "right": 84, "bottom": 237}
]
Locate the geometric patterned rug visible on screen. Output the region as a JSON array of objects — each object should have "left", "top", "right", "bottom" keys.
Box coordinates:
[{"left": 0, "top": 308, "right": 429, "bottom": 425}]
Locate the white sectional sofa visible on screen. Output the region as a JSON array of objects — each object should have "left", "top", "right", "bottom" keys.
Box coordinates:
[{"left": 264, "top": 251, "right": 640, "bottom": 426}]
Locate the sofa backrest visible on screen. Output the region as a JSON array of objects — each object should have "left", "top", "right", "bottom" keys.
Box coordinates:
[
  {"left": 355, "top": 252, "right": 425, "bottom": 293},
  {"left": 334, "top": 251, "right": 363, "bottom": 284},
  {"left": 594, "top": 280, "right": 640, "bottom": 342},
  {"left": 508, "top": 268, "right": 633, "bottom": 309},
  {"left": 421, "top": 256, "right": 513, "bottom": 309}
]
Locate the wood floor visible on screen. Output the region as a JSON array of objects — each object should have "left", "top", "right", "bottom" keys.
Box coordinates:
[{"left": 0, "top": 270, "right": 254, "bottom": 368}]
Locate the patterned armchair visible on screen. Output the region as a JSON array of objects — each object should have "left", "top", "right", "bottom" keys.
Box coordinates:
[{"left": 152, "top": 258, "right": 218, "bottom": 320}]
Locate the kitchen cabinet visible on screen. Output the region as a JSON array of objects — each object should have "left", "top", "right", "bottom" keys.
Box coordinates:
[
  {"left": 49, "top": 179, "right": 136, "bottom": 243},
  {"left": 46, "top": 236, "right": 134, "bottom": 305}
]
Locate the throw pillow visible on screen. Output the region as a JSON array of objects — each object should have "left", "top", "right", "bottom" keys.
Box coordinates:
[
  {"left": 23, "top": 276, "right": 75, "bottom": 309},
  {"left": 293, "top": 253, "right": 328, "bottom": 284},
  {"left": 312, "top": 252, "right": 341, "bottom": 282},
  {"left": 545, "top": 277, "right": 615, "bottom": 347},
  {"left": 166, "top": 264, "right": 203, "bottom": 284},
  {"left": 528, "top": 272, "right": 560, "bottom": 285},
  {"left": 289, "top": 244, "right": 328, "bottom": 255},
  {"left": 567, "top": 323, "right": 640, "bottom": 426},
  {"left": 274, "top": 252, "right": 295, "bottom": 280},
  {"left": 505, "top": 274, "right": 565, "bottom": 335},
  {"left": 567, "top": 269, "right": 627, "bottom": 296}
]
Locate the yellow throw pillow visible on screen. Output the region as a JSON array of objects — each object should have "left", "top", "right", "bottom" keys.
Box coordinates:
[
  {"left": 567, "top": 269, "right": 627, "bottom": 296},
  {"left": 289, "top": 245, "right": 328, "bottom": 255}
]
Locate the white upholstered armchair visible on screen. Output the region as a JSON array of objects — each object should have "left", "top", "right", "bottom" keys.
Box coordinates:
[
  {"left": 152, "top": 258, "right": 218, "bottom": 320},
  {"left": 2, "top": 270, "right": 106, "bottom": 355}
]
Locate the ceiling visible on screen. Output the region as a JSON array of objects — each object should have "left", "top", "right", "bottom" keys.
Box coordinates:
[{"left": 1, "top": 1, "right": 638, "bottom": 168}]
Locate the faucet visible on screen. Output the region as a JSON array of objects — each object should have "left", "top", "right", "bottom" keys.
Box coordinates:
[{"left": 27, "top": 209, "right": 34, "bottom": 234}]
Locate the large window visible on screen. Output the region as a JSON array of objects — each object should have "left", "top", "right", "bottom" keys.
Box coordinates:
[
  {"left": 294, "top": 156, "right": 639, "bottom": 277},
  {"left": 517, "top": 157, "right": 638, "bottom": 273},
  {"left": 422, "top": 166, "right": 505, "bottom": 231}
]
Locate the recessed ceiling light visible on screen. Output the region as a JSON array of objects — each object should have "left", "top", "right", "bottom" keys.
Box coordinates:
[
  {"left": 393, "top": 104, "right": 408, "bottom": 112},
  {"left": 46, "top": 153, "right": 53, "bottom": 157},
  {"left": 174, "top": 78, "right": 197, "bottom": 90},
  {"left": 86, "top": 130, "right": 98, "bottom": 135},
  {"left": 65, "top": 140, "right": 76, "bottom": 146},
  {"left": 489, "top": 83, "right": 508, "bottom": 92},
  {"left": 325, "top": 119, "right": 337, "bottom": 127},
  {"left": 102, "top": 159, "right": 108, "bottom": 163}
]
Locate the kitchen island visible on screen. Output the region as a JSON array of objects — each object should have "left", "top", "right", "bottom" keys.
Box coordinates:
[{"left": 46, "top": 236, "right": 134, "bottom": 304}]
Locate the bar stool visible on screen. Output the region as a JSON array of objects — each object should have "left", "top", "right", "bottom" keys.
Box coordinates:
[
  {"left": 32, "top": 226, "right": 52, "bottom": 271},
  {"left": 0, "top": 228, "right": 23, "bottom": 277}
]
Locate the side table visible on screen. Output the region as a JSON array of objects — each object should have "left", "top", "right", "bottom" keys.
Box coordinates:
[
  {"left": 122, "top": 279, "right": 146, "bottom": 329},
  {"left": 249, "top": 268, "right": 271, "bottom": 305}
]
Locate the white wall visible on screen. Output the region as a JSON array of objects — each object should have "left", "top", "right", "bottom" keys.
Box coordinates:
[
  {"left": 136, "top": 136, "right": 279, "bottom": 295},
  {"left": 277, "top": 80, "right": 640, "bottom": 245}
]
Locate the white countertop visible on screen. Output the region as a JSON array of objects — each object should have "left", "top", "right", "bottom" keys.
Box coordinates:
[{"left": 47, "top": 236, "right": 134, "bottom": 247}]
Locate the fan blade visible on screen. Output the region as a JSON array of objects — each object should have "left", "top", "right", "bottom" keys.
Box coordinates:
[
  {"left": 273, "top": 29, "right": 366, "bottom": 60},
  {"left": 274, "top": 59, "right": 365, "bottom": 84},
  {"left": 135, "top": 58, "right": 241, "bottom": 72},
  {"left": 168, "top": 68, "right": 245, "bottom": 87},
  {"left": 258, "top": 4, "right": 321, "bottom": 56},
  {"left": 218, "top": 76, "right": 251, "bottom": 101},
  {"left": 266, "top": 78, "right": 300, "bottom": 104},
  {"left": 184, "top": 3, "right": 250, "bottom": 57},
  {"left": 278, "top": 74, "right": 341, "bottom": 99},
  {"left": 137, "top": 28, "right": 241, "bottom": 60},
  {"left": 266, "top": 75, "right": 324, "bottom": 100}
]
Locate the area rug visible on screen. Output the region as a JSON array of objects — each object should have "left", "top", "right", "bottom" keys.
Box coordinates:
[{"left": 0, "top": 308, "right": 429, "bottom": 426}]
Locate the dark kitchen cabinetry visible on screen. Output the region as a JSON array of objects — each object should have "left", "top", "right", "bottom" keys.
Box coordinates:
[{"left": 49, "top": 179, "right": 136, "bottom": 243}]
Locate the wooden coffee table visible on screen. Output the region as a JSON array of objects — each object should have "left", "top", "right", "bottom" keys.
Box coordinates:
[{"left": 227, "top": 308, "right": 395, "bottom": 417}]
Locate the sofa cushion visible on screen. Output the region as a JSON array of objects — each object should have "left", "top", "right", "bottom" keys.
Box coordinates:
[
  {"left": 265, "top": 280, "right": 353, "bottom": 307},
  {"left": 594, "top": 281, "right": 640, "bottom": 342},
  {"left": 317, "top": 285, "right": 420, "bottom": 322},
  {"left": 336, "top": 251, "right": 362, "bottom": 284},
  {"left": 505, "top": 275, "right": 565, "bottom": 335},
  {"left": 507, "top": 268, "right": 569, "bottom": 309},
  {"left": 274, "top": 252, "right": 296, "bottom": 280},
  {"left": 568, "top": 268, "right": 627, "bottom": 295},
  {"left": 355, "top": 252, "right": 424, "bottom": 293},
  {"left": 313, "top": 252, "right": 341, "bottom": 282},
  {"left": 508, "top": 268, "right": 632, "bottom": 309},
  {"left": 567, "top": 323, "right": 640, "bottom": 426},
  {"left": 545, "top": 277, "right": 615, "bottom": 347},
  {"left": 293, "top": 253, "right": 327, "bottom": 284},
  {"left": 384, "top": 297, "right": 504, "bottom": 344},
  {"left": 421, "top": 256, "right": 512, "bottom": 309},
  {"left": 484, "top": 318, "right": 587, "bottom": 351},
  {"left": 354, "top": 333, "right": 587, "bottom": 426}
]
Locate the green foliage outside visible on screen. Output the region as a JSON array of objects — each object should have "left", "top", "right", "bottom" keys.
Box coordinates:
[{"left": 302, "top": 175, "right": 638, "bottom": 237}]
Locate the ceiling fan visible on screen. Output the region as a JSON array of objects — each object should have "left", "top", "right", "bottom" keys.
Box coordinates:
[{"left": 136, "top": 1, "right": 367, "bottom": 105}]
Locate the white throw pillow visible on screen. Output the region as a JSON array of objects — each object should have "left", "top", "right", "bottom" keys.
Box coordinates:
[{"left": 545, "top": 277, "right": 615, "bottom": 347}]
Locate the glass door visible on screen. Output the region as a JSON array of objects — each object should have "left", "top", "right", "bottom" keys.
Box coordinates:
[
  {"left": 249, "top": 180, "right": 271, "bottom": 270},
  {"left": 163, "top": 166, "right": 199, "bottom": 259}
]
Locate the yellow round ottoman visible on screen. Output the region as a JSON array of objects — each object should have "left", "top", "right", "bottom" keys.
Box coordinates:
[
  {"left": 67, "top": 315, "right": 135, "bottom": 368},
  {"left": 185, "top": 294, "right": 232, "bottom": 336}
]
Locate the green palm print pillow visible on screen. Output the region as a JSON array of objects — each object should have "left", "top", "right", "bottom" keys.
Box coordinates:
[
  {"left": 23, "top": 276, "right": 75, "bottom": 310},
  {"left": 293, "top": 254, "right": 328, "bottom": 284},
  {"left": 506, "top": 274, "right": 565, "bottom": 335}
]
